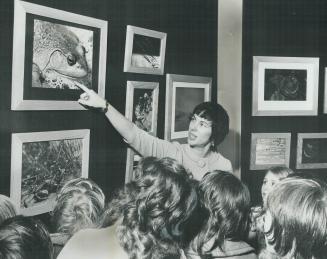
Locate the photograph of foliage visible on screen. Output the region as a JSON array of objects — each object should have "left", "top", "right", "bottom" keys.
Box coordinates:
[
  {"left": 21, "top": 139, "right": 83, "bottom": 209},
  {"left": 11, "top": 129, "right": 90, "bottom": 215}
]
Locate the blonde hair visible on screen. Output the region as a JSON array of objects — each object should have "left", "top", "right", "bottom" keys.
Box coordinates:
[
  {"left": 0, "top": 194, "right": 17, "bottom": 225},
  {"left": 51, "top": 178, "right": 105, "bottom": 236}
]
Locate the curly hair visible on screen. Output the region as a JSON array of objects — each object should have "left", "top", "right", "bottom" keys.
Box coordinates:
[
  {"left": 51, "top": 178, "right": 105, "bottom": 237},
  {"left": 191, "top": 102, "right": 229, "bottom": 148},
  {"left": 0, "top": 195, "right": 16, "bottom": 225},
  {"left": 0, "top": 215, "right": 53, "bottom": 259},
  {"left": 101, "top": 157, "right": 198, "bottom": 259},
  {"left": 195, "top": 170, "right": 251, "bottom": 255},
  {"left": 265, "top": 177, "right": 327, "bottom": 259}
]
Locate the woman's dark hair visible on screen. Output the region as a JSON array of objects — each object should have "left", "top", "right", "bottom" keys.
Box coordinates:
[
  {"left": 195, "top": 170, "right": 251, "bottom": 255},
  {"left": 0, "top": 215, "right": 53, "bottom": 259},
  {"left": 101, "top": 157, "right": 198, "bottom": 259},
  {"left": 265, "top": 177, "right": 327, "bottom": 259},
  {"left": 191, "top": 102, "right": 229, "bottom": 148}
]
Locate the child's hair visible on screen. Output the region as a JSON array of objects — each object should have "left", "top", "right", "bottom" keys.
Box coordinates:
[
  {"left": 196, "top": 170, "right": 251, "bottom": 254},
  {"left": 265, "top": 177, "right": 327, "bottom": 259},
  {"left": 0, "top": 215, "right": 53, "bottom": 259},
  {"left": 102, "top": 157, "right": 198, "bottom": 259},
  {"left": 51, "top": 178, "right": 105, "bottom": 237},
  {"left": 191, "top": 102, "right": 229, "bottom": 148},
  {"left": 0, "top": 194, "right": 17, "bottom": 225},
  {"left": 265, "top": 166, "right": 294, "bottom": 179}
]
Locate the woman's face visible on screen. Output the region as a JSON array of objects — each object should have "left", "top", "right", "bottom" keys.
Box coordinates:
[
  {"left": 261, "top": 171, "right": 282, "bottom": 208},
  {"left": 187, "top": 114, "right": 212, "bottom": 149}
]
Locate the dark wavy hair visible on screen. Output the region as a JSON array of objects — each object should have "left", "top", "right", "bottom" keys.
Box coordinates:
[
  {"left": 195, "top": 170, "right": 251, "bottom": 255},
  {"left": 265, "top": 177, "right": 327, "bottom": 259},
  {"left": 191, "top": 102, "right": 229, "bottom": 149},
  {"left": 0, "top": 216, "right": 53, "bottom": 259},
  {"left": 101, "top": 157, "right": 198, "bottom": 259}
]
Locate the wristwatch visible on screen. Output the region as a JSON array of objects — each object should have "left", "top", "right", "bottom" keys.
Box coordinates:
[{"left": 101, "top": 101, "right": 109, "bottom": 113}]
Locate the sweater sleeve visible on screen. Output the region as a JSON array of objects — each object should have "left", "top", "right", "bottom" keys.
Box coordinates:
[{"left": 126, "top": 124, "right": 182, "bottom": 159}]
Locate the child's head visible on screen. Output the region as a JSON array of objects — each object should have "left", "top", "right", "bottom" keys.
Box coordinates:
[
  {"left": 51, "top": 178, "right": 105, "bottom": 237},
  {"left": 261, "top": 166, "right": 294, "bottom": 207},
  {"left": 196, "top": 170, "right": 251, "bottom": 252},
  {"left": 264, "top": 177, "right": 327, "bottom": 259},
  {"left": 0, "top": 195, "right": 17, "bottom": 225},
  {"left": 0, "top": 215, "right": 53, "bottom": 259}
]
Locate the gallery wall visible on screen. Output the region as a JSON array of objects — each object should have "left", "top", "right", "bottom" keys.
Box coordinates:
[
  {"left": 242, "top": 0, "right": 327, "bottom": 204},
  {"left": 0, "top": 0, "right": 218, "bottom": 213}
]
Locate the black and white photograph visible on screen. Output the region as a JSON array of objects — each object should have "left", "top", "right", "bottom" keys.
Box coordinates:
[
  {"left": 297, "top": 133, "right": 327, "bottom": 169},
  {"left": 252, "top": 56, "right": 319, "bottom": 116},
  {"left": 165, "top": 74, "right": 211, "bottom": 141},
  {"left": 11, "top": 0, "right": 107, "bottom": 110},
  {"left": 10, "top": 130, "right": 90, "bottom": 216},
  {"left": 2, "top": 1, "right": 327, "bottom": 259},
  {"left": 123, "top": 25, "right": 167, "bottom": 75}
]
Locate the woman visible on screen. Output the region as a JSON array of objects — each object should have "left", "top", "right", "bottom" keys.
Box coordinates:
[
  {"left": 57, "top": 157, "right": 198, "bottom": 259},
  {"left": 186, "top": 170, "right": 257, "bottom": 259},
  {"left": 76, "top": 83, "right": 232, "bottom": 180},
  {"left": 264, "top": 177, "right": 327, "bottom": 259}
]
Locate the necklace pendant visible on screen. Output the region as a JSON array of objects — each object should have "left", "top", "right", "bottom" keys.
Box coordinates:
[{"left": 197, "top": 160, "right": 206, "bottom": 168}]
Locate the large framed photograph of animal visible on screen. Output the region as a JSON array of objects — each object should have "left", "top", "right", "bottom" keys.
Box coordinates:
[
  {"left": 124, "top": 81, "right": 159, "bottom": 183},
  {"left": 165, "top": 74, "right": 211, "bottom": 141},
  {"left": 10, "top": 129, "right": 90, "bottom": 216},
  {"left": 11, "top": 0, "right": 107, "bottom": 110},
  {"left": 123, "top": 25, "right": 167, "bottom": 75},
  {"left": 252, "top": 56, "right": 319, "bottom": 116}
]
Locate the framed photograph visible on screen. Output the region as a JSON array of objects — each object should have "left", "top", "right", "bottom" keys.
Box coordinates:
[
  {"left": 250, "top": 133, "right": 291, "bottom": 170},
  {"left": 165, "top": 74, "right": 212, "bottom": 141},
  {"left": 11, "top": 129, "right": 90, "bottom": 216},
  {"left": 324, "top": 68, "right": 327, "bottom": 114},
  {"left": 124, "top": 81, "right": 159, "bottom": 183},
  {"left": 11, "top": 0, "right": 108, "bottom": 110},
  {"left": 296, "top": 133, "right": 327, "bottom": 169},
  {"left": 252, "top": 56, "right": 319, "bottom": 116},
  {"left": 123, "top": 25, "right": 167, "bottom": 75}
]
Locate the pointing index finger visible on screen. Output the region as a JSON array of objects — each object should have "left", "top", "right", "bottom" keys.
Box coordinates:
[{"left": 74, "top": 81, "right": 91, "bottom": 93}]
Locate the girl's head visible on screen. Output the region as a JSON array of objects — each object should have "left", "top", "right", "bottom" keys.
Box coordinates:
[
  {"left": 264, "top": 177, "right": 327, "bottom": 259},
  {"left": 197, "top": 171, "right": 251, "bottom": 253},
  {"left": 51, "top": 178, "right": 105, "bottom": 237},
  {"left": 188, "top": 102, "right": 229, "bottom": 150},
  {"left": 0, "top": 195, "right": 17, "bottom": 225},
  {"left": 261, "top": 166, "right": 294, "bottom": 207}
]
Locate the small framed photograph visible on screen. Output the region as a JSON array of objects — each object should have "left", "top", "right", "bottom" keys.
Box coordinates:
[
  {"left": 296, "top": 133, "right": 327, "bottom": 169},
  {"left": 252, "top": 56, "right": 319, "bottom": 116},
  {"left": 165, "top": 74, "right": 211, "bottom": 141},
  {"left": 11, "top": 129, "right": 90, "bottom": 216},
  {"left": 123, "top": 25, "right": 167, "bottom": 75},
  {"left": 324, "top": 68, "right": 327, "bottom": 114},
  {"left": 250, "top": 133, "right": 291, "bottom": 170},
  {"left": 124, "top": 81, "right": 159, "bottom": 183},
  {"left": 11, "top": 0, "right": 108, "bottom": 110}
]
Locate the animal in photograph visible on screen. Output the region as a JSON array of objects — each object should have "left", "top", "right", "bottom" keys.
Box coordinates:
[
  {"left": 131, "top": 34, "right": 161, "bottom": 69},
  {"left": 174, "top": 87, "right": 205, "bottom": 132},
  {"left": 302, "top": 138, "right": 327, "bottom": 164},
  {"left": 132, "top": 88, "right": 154, "bottom": 132},
  {"left": 32, "top": 19, "right": 93, "bottom": 90},
  {"left": 21, "top": 138, "right": 83, "bottom": 209},
  {"left": 264, "top": 69, "right": 307, "bottom": 101}
]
